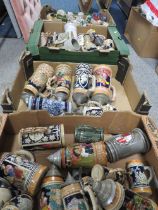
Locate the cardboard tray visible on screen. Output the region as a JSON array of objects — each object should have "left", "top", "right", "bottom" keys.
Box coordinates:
[
  {"left": 26, "top": 20, "right": 129, "bottom": 64},
  {"left": 1, "top": 58, "right": 151, "bottom": 115},
  {"left": 0, "top": 111, "right": 158, "bottom": 207}
]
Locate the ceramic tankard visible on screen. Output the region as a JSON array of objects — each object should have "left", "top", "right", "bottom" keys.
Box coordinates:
[
  {"left": 126, "top": 159, "right": 153, "bottom": 196},
  {"left": 24, "top": 63, "right": 54, "bottom": 95},
  {"left": 0, "top": 177, "right": 12, "bottom": 209},
  {"left": 91, "top": 65, "right": 116, "bottom": 105},
  {"left": 73, "top": 63, "right": 96, "bottom": 105},
  {"left": 0, "top": 152, "right": 48, "bottom": 196}
]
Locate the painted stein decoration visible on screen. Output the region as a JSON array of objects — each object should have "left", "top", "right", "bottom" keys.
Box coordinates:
[
  {"left": 126, "top": 159, "right": 153, "bottom": 196},
  {"left": 61, "top": 172, "right": 97, "bottom": 210},
  {"left": 39, "top": 165, "right": 64, "bottom": 210},
  {"left": 106, "top": 128, "right": 151, "bottom": 163},
  {"left": 24, "top": 63, "right": 54, "bottom": 96},
  {"left": 91, "top": 65, "right": 116, "bottom": 105},
  {"left": 92, "top": 179, "right": 125, "bottom": 210},
  {"left": 0, "top": 152, "right": 48, "bottom": 196},
  {"left": 73, "top": 63, "right": 96, "bottom": 105},
  {"left": 19, "top": 124, "right": 64, "bottom": 150},
  {"left": 1, "top": 194, "right": 33, "bottom": 210},
  {"left": 91, "top": 164, "right": 126, "bottom": 184},
  {"left": 75, "top": 124, "right": 104, "bottom": 143},
  {"left": 22, "top": 94, "right": 72, "bottom": 116},
  {"left": 0, "top": 177, "right": 12, "bottom": 209},
  {"left": 47, "top": 141, "right": 107, "bottom": 168}
]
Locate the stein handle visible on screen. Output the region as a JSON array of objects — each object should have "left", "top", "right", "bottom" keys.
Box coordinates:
[
  {"left": 84, "top": 185, "right": 98, "bottom": 210},
  {"left": 14, "top": 150, "right": 35, "bottom": 162},
  {"left": 89, "top": 75, "right": 96, "bottom": 92},
  {"left": 110, "top": 85, "right": 116, "bottom": 102},
  {"left": 144, "top": 166, "right": 153, "bottom": 183}
]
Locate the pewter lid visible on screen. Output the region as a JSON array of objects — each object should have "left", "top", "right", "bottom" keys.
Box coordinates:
[
  {"left": 47, "top": 149, "right": 62, "bottom": 168},
  {"left": 92, "top": 93, "right": 110, "bottom": 105},
  {"left": 91, "top": 164, "right": 104, "bottom": 181},
  {"left": 45, "top": 164, "right": 62, "bottom": 178},
  {"left": 62, "top": 172, "right": 78, "bottom": 187}
]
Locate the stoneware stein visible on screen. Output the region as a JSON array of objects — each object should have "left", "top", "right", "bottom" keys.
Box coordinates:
[
  {"left": 61, "top": 172, "right": 97, "bottom": 210},
  {"left": 106, "top": 128, "right": 151, "bottom": 163},
  {"left": 1, "top": 194, "right": 33, "bottom": 210},
  {"left": 39, "top": 165, "right": 64, "bottom": 210},
  {"left": 91, "top": 65, "right": 116, "bottom": 105},
  {"left": 0, "top": 152, "right": 48, "bottom": 196},
  {"left": 73, "top": 63, "right": 96, "bottom": 105},
  {"left": 47, "top": 141, "right": 107, "bottom": 168},
  {"left": 91, "top": 164, "right": 126, "bottom": 184},
  {"left": 54, "top": 64, "right": 72, "bottom": 101},
  {"left": 24, "top": 63, "right": 54, "bottom": 96},
  {"left": 0, "top": 177, "right": 12, "bottom": 209},
  {"left": 75, "top": 124, "right": 104, "bottom": 143},
  {"left": 19, "top": 124, "right": 65, "bottom": 150},
  {"left": 126, "top": 159, "right": 153, "bottom": 196}
]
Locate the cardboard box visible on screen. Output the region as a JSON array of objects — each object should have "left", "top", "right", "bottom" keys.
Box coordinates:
[
  {"left": 0, "top": 111, "right": 158, "bottom": 207},
  {"left": 125, "top": 7, "right": 158, "bottom": 58},
  {"left": 26, "top": 20, "right": 129, "bottom": 64},
  {"left": 1, "top": 59, "right": 151, "bottom": 115}
]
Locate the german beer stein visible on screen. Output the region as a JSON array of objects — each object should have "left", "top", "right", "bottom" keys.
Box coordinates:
[
  {"left": 91, "top": 164, "right": 126, "bottom": 184},
  {"left": 91, "top": 65, "right": 116, "bottom": 105},
  {"left": 19, "top": 124, "right": 65, "bottom": 150},
  {"left": 92, "top": 179, "right": 125, "bottom": 210},
  {"left": 73, "top": 63, "right": 96, "bottom": 105},
  {"left": 106, "top": 128, "right": 151, "bottom": 162},
  {"left": 0, "top": 177, "right": 12, "bottom": 209},
  {"left": 75, "top": 124, "right": 104, "bottom": 143},
  {"left": 1, "top": 194, "right": 33, "bottom": 210},
  {"left": 24, "top": 63, "right": 54, "bottom": 95},
  {"left": 126, "top": 159, "right": 153, "bottom": 196},
  {"left": 47, "top": 141, "right": 107, "bottom": 168},
  {"left": 39, "top": 165, "right": 64, "bottom": 210},
  {"left": 0, "top": 152, "right": 48, "bottom": 196},
  {"left": 103, "top": 39, "right": 115, "bottom": 52}
]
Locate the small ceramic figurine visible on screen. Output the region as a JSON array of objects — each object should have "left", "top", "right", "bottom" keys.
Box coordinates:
[
  {"left": 0, "top": 177, "right": 12, "bottom": 209},
  {"left": 47, "top": 141, "right": 107, "bottom": 168}
]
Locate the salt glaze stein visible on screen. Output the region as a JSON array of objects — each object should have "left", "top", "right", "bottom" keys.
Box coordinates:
[
  {"left": 106, "top": 128, "right": 151, "bottom": 162},
  {"left": 0, "top": 152, "right": 48, "bottom": 196},
  {"left": 75, "top": 124, "right": 104, "bottom": 143},
  {"left": 24, "top": 63, "right": 54, "bottom": 96},
  {"left": 73, "top": 63, "right": 96, "bottom": 105},
  {"left": 19, "top": 124, "right": 65, "bottom": 150},
  {"left": 92, "top": 179, "right": 125, "bottom": 210},
  {"left": 0, "top": 177, "right": 12, "bottom": 209},
  {"left": 47, "top": 141, "right": 107, "bottom": 168},
  {"left": 61, "top": 172, "right": 97, "bottom": 210},
  {"left": 126, "top": 159, "right": 153, "bottom": 196},
  {"left": 91, "top": 164, "right": 126, "bottom": 184},
  {"left": 1, "top": 194, "right": 33, "bottom": 210},
  {"left": 91, "top": 65, "right": 116, "bottom": 105},
  {"left": 39, "top": 165, "right": 64, "bottom": 210}
]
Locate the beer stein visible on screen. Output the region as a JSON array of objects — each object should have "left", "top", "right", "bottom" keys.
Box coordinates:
[
  {"left": 82, "top": 33, "right": 97, "bottom": 51},
  {"left": 106, "top": 128, "right": 151, "bottom": 163},
  {"left": 75, "top": 124, "right": 104, "bottom": 143},
  {"left": 0, "top": 152, "right": 48, "bottom": 196},
  {"left": 0, "top": 177, "right": 12, "bottom": 209},
  {"left": 47, "top": 141, "right": 107, "bottom": 168},
  {"left": 73, "top": 63, "right": 96, "bottom": 105},
  {"left": 19, "top": 124, "right": 64, "bottom": 150},
  {"left": 126, "top": 159, "right": 153, "bottom": 196},
  {"left": 1, "top": 194, "right": 33, "bottom": 210},
  {"left": 24, "top": 63, "right": 54, "bottom": 95},
  {"left": 103, "top": 39, "right": 115, "bottom": 52},
  {"left": 39, "top": 165, "right": 64, "bottom": 210},
  {"left": 91, "top": 164, "right": 126, "bottom": 184},
  {"left": 91, "top": 65, "right": 116, "bottom": 105}
]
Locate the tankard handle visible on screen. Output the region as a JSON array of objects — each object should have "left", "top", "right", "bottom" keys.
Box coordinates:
[
  {"left": 84, "top": 185, "right": 98, "bottom": 210},
  {"left": 144, "top": 166, "right": 153, "bottom": 183},
  {"left": 14, "top": 150, "right": 35, "bottom": 162},
  {"left": 89, "top": 75, "right": 96, "bottom": 92},
  {"left": 110, "top": 85, "right": 116, "bottom": 102}
]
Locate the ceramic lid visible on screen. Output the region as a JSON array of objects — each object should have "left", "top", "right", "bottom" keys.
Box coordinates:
[{"left": 91, "top": 164, "right": 104, "bottom": 181}]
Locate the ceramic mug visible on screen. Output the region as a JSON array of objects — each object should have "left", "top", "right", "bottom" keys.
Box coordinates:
[
  {"left": 0, "top": 152, "right": 48, "bottom": 196},
  {"left": 64, "top": 38, "right": 80, "bottom": 51},
  {"left": 64, "top": 22, "right": 78, "bottom": 39},
  {"left": 126, "top": 159, "right": 153, "bottom": 196},
  {"left": 0, "top": 177, "right": 12, "bottom": 209}
]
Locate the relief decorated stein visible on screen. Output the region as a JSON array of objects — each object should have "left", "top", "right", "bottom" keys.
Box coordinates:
[
  {"left": 19, "top": 124, "right": 65, "bottom": 150},
  {"left": 24, "top": 63, "right": 54, "bottom": 95},
  {"left": 106, "top": 128, "right": 151, "bottom": 163},
  {"left": 0, "top": 152, "right": 48, "bottom": 196},
  {"left": 1, "top": 194, "right": 33, "bottom": 210},
  {"left": 73, "top": 63, "right": 96, "bottom": 105},
  {"left": 91, "top": 164, "right": 126, "bottom": 184},
  {"left": 91, "top": 65, "right": 116, "bottom": 105},
  {"left": 39, "top": 165, "right": 64, "bottom": 210},
  {"left": 126, "top": 159, "right": 153, "bottom": 196},
  {"left": 47, "top": 141, "right": 107, "bottom": 168},
  {"left": 75, "top": 124, "right": 104, "bottom": 143},
  {"left": 0, "top": 177, "right": 12, "bottom": 209}
]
